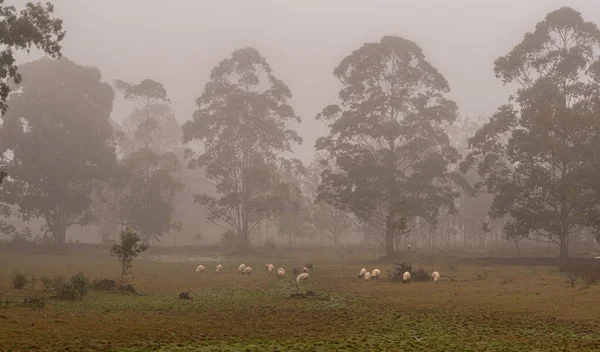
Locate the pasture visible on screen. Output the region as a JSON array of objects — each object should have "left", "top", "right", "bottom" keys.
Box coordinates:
[{"left": 0, "top": 248, "right": 599, "bottom": 351}]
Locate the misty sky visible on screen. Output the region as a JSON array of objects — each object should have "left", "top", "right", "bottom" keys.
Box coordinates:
[{"left": 15, "top": 0, "right": 600, "bottom": 162}]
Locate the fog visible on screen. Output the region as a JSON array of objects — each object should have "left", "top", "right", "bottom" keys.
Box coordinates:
[{"left": 17, "top": 0, "right": 600, "bottom": 162}]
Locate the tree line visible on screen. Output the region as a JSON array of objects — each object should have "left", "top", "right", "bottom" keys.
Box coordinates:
[{"left": 1, "top": 4, "right": 600, "bottom": 263}]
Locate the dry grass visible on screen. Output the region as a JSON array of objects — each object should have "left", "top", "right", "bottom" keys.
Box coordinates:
[{"left": 0, "top": 249, "right": 599, "bottom": 351}]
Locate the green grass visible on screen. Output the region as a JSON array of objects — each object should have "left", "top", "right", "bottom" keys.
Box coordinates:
[{"left": 0, "top": 250, "right": 599, "bottom": 351}]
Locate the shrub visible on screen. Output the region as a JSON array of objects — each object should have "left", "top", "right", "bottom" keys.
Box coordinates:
[
  {"left": 411, "top": 268, "right": 430, "bottom": 282},
  {"left": 13, "top": 272, "right": 27, "bottom": 289},
  {"left": 70, "top": 271, "right": 90, "bottom": 297},
  {"left": 110, "top": 227, "right": 148, "bottom": 283}
]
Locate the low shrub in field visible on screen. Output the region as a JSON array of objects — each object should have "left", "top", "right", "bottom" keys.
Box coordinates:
[
  {"left": 411, "top": 268, "right": 430, "bottom": 282},
  {"left": 562, "top": 260, "right": 600, "bottom": 288},
  {"left": 12, "top": 272, "right": 27, "bottom": 289},
  {"left": 41, "top": 272, "right": 90, "bottom": 300}
]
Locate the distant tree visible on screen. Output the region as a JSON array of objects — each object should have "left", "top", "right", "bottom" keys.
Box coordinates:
[
  {"left": 114, "top": 79, "right": 171, "bottom": 150},
  {"left": 182, "top": 47, "right": 302, "bottom": 251},
  {"left": 271, "top": 159, "right": 313, "bottom": 248},
  {"left": 316, "top": 36, "right": 462, "bottom": 257},
  {"left": 110, "top": 226, "right": 148, "bottom": 283},
  {"left": 461, "top": 7, "right": 600, "bottom": 263},
  {"left": 0, "top": 1, "right": 65, "bottom": 115},
  {"left": 119, "top": 148, "right": 182, "bottom": 243},
  {"left": 304, "top": 156, "right": 354, "bottom": 247},
  {"left": 0, "top": 58, "right": 117, "bottom": 244},
  {"left": 114, "top": 79, "right": 182, "bottom": 244}
]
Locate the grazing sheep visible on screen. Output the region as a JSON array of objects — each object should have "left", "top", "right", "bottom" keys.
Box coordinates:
[
  {"left": 242, "top": 266, "right": 252, "bottom": 275},
  {"left": 293, "top": 266, "right": 304, "bottom": 276},
  {"left": 215, "top": 264, "right": 223, "bottom": 273},
  {"left": 402, "top": 271, "right": 411, "bottom": 283},
  {"left": 371, "top": 268, "right": 381, "bottom": 280},
  {"left": 358, "top": 268, "right": 367, "bottom": 278},
  {"left": 238, "top": 264, "right": 246, "bottom": 273},
  {"left": 195, "top": 265, "right": 205, "bottom": 273},
  {"left": 432, "top": 271, "right": 440, "bottom": 282},
  {"left": 296, "top": 272, "right": 310, "bottom": 284},
  {"left": 305, "top": 263, "right": 314, "bottom": 271},
  {"left": 277, "top": 268, "right": 285, "bottom": 278},
  {"left": 267, "top": 264, "right": 275, "bottom": 274},
  {"left": 364, "top": 272, "right": 372, "bottom": 281}
]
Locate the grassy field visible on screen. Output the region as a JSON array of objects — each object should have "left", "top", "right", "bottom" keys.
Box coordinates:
[{"left": 0, "top": 248, "right": 599, "bottom": 352}]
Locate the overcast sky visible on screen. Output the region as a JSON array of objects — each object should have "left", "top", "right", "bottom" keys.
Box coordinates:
[{"left": 15, "top": 0, "right": 600, "bottom": 162}]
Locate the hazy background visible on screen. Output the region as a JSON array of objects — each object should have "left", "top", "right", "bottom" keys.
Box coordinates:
[{"left": 13, "top": 0, "right": 600, "bottom": 163}]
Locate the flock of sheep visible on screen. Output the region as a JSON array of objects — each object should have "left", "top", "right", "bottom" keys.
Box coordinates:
[
  {"left": 195, "top": 262, "right": 314, "bottom": 284},
  {"left": 194, "top": 262, "right": 441, "bottom": 285},
  {"left": 358, "top": 267, "right": 441, "bottom": 283}
]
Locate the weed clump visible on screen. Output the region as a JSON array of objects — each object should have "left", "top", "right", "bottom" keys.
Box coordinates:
[
  {"left": 40, "top": 272, "right": 90, "bottom": 300},
  {"left": 12, "top": 272, "right": 27, "bottom": 289}
]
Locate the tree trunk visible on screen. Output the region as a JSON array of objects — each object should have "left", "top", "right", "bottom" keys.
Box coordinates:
[
  {"left": 559, "top": 235, "right": 569, "bottom": 264},
  {"left": 385, "top": 216, "right": 395, "bottom": 257},
  {"left": 54, "top": 227, "right": 67, "bottom": 245}
]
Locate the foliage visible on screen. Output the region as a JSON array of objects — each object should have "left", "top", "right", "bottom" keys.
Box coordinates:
[
  {"left": 110, "top": 227, "right": 148, "bottom": 283},
  {"left": 0, "top": 58, "right": 116, "bottom": 244},
  {"left": 121, "top": 103, "right": 181, "bottom": 154},
  {"left": 460, "top": 7, "right": 600, "bottom": 262},
  {"left": 12, "top": 271, "right": 27, "bottom": 289},
  {"left": 316, "top": 36, "right": 462, "bottom": 257},
  {"left": 118, "top": 149, "right": 182, "bottom": 242},
  {"left": 0, "top": 1, "right": 65, "bottom": 114},
  {"left": 182, "top": 47, "right": 302, "bottom": 250},
  {"left": 70, "top": 271, "right": 90, "bottom": 297}
]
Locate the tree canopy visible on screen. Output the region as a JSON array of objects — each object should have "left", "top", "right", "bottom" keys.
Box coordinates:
[
  {"left": 316, "top": 36, "right": 461, "bottom": 257},
  {"left": 461, "top": 7, "right": 600, "bottom": 262},
  {"left": 0, "top": 57, "right": 116, "bottom": 244},
  {"left": 182, "top": 47, "right": 302, "bottom": 251},
  {"left": 0, "top": 1, "right": 65, "bottom": 114}
]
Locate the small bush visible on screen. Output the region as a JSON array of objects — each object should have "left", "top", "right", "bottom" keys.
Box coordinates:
[
  {"left": 411, "top": 268, "right": 430, "bottom": 282},
  {"left": 70, "top": 272, "right": 90, "bottom": 297},
  {"left": 91, "top": 278, "right": 117, "bottom": 291},
  {"left": 562, "top": 260, "right": 600, "bottom": 288},
  {"left": 40, "top": 273, "right": 90, "bottom": 301},
  {"left": 13, "top": 272, "right": 27, "bottom": 289}
]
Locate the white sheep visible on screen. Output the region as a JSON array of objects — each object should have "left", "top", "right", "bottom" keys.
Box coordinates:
[
  {"left": 431, "top": 271, "right": 440, "bottom": 282},
  {"left": 242, "top": 266, "right": 252, "bottom": 275},
  {"left": 216, "top": 264, "right": 223, "bottom": 273},
  {"left": 267, "top": 264, "right": 275, "bottom": 274},
  {"left": 238, "top": 264, "right": 246, "bottom": 273},
  {"left": 277, "top": 268, "right": 285, "bottom": 278},
  {"left": 296, "top": 272, "right": 309, "bottom": 284},
  {"left": 371, "top": 268, "right": 381, "bottom": 280},
  {"left": 364, "top": 272, "right": 372, "bottom": 281},
  {"left": 402, "top": 271, "right": 411, "bottom": 283},
  {"left": 302, "top": 267, "right": 309, "bottom": 273},
  {"left": 195, "top": 264, "right": 205, "bottom": 273},
  {"left": 358, "top": 268, "right": 367, "bottom": 278}
]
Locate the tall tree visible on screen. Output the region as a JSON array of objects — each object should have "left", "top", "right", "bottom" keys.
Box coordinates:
[
  {"left": 0, "top": 57, "right": 116, "bottom": 244},
  {"left": 316, "top": 36, "right": 461, "bottom": 257},
  {"left": 461, "top": 7, "right": 600, "bottom": 262},
  {"left": 0, "top": 1, "right": 65, "bottom": 115},
  {"left": 182, "top": 47, "right": 302, "bottom": 251},
  {"left": 113, "top": 79, "right": 182, "bottom": 243}
]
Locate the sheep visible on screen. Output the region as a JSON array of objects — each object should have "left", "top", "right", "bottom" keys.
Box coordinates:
[
  {"left": 267, "top": 264, "right": 275, "bottom": 274},
  {"left": 238, "top": 264, "right": 246, "bottom": 273},
  {"left": 292, "top": 266, "right": 304, "bottom": 276},
  {"left": 364, "top": 272, "right": 372, "bottom": 281},
  {"left": 296, "top": 272, "right": 309, "bottom": 284},
  {"left": 358, "top": 268, "right": 367, "bottom": 278},
  {"left": 277, "top": 268, "right": 285, "bottom": 278},
  {"left": 431, "top": 271, "right": 440, "bottom": 282},
  {"left": 305, "top": 263, "right": 314, "bottom": 271},
  {"left": 195, "top": 265, "right": 205, "bottom": 273},
  {"left": 242, "top": 266, "right": 252, "bottom": 275},
  {"left": 216, "top": 264, "right": 223, "bottom": 273},
  {"left": 371, "top": 268, "right": 381, "bottom": 280},
  {"left": 302, "top": 267, "right": 309, "bottom": 273},
  {"left": 402, "top": 271, "right": 411, "bottom": 283}
]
